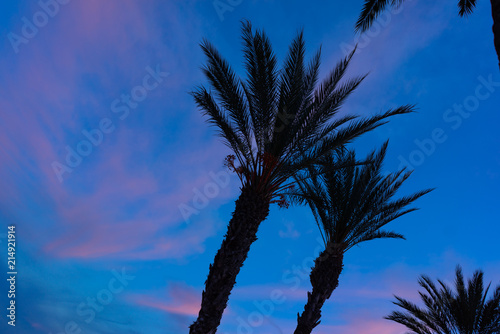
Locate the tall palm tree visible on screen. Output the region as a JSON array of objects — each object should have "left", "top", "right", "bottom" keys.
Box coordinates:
[
  {"left": 386, "top": 265, "right": 500, "bottom": 333},
  {"left": 290, "top": 143, "right": 432, "bottom": 334},
  {"left": 356, "top": 0, "right": 500, "bottom": 69},
  {"left": 189, "top": 21, "right": 415, "bottom": 333}
]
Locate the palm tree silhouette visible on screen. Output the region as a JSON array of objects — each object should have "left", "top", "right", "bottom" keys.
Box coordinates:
[
  {"left": 386, "top": 265, "right": 500, "bottom": 333},
  {"left": 356, "top": 0, "right": 500, "bottom": 69},
  {"left": 290, "top": 143, "right": 431, "bottom": 334},
  {"left": 189, "top": 21, "right": 416, "bottom": 333}
]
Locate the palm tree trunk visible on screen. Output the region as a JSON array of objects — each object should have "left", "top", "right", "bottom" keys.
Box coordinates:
[
  {"left": 189, "top": 186, "right": 270, "bottom": 334},
  {"left": 294, "top": 243, "right": 344, "bottom": 334},
  {"left": 492, "top": 0, "right": 500, "bottom": 69}
]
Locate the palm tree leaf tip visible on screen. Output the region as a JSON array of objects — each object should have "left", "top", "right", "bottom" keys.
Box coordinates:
[{"left": 458, "top": 0, "right": 477, "bottom": 16}]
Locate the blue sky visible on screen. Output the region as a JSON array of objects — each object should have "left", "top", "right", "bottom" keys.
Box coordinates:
[{"left": 0, "top": 0, "right": 499, "bottom": 333}]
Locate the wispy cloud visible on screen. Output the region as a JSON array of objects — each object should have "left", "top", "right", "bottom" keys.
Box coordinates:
[{"left": 127, "top": 282, "right": 201, "bottom": 316}]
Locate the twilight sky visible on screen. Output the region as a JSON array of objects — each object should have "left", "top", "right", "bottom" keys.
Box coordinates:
[{"left": 0, "top": 1, "right": 499, "bottom": 333}]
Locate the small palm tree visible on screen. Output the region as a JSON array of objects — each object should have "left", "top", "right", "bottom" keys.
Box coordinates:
[
  {"left": 290, "top": 142, "right": 432, "bottom": 334},
  {"left": 356, "top": 0, "right": 500, "bottom": 69},
  {"left": 189, "top": 21, "right": 415, "bottom": 333},
  {"left": 386, "top": 265, "right": 500, "bottom": 333}
]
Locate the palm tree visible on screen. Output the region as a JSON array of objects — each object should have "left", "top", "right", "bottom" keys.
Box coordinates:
[
  {"left": 189, "top": 21, "right": 415, "bottom": 333},
  {"left": 290, "top": 143, "right": 432, "bottom": 334},
  {"left": 356, "top": 0, "right": 500, "bottom": 70},
  {"left": 386, "top": 265, "right": 500, "bottom": 333}
]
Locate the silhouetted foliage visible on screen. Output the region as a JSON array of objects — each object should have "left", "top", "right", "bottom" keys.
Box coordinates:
[
  {"left": 356, "top": 0, "right": 500, "bottom": 69},
  {"left": 189, "top": 20, "right": 415, "bottom": 334},
  {"left": 387, "top": 266, "right": 500, "bottom": 334},
  {"left": 290, "top": 143, "right": 432, "bottom": 333}
]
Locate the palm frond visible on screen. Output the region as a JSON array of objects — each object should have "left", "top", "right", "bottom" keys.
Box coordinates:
[
  {"left": 271, "top": 29, "right": 308, "bottom": 156},
  {"left": 241, "top": 20, "right": 278, "bottom": 152},
  {"left": 387, "top": 266, "right": 500, "bottom": 334},
  {"left": 200, "top": 40, "right": 253, "bottom": 152},
  {"left": 458, "top": 0, "right": 477, "bottom": 17},
  {"left": 356, "top": 0, "right": 406, "bottom": 32},
  {"left": 293, "top": 139, "right": 430, "bottom": 251},
  {"left": 191, "top": 87, "right": 251, "bottom": 165},
  {"left": 356, "top": 0, "right": 390, "bottom": 32}
]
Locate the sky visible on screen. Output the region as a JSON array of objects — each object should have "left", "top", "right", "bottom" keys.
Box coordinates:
[{"left": 0, "top": 0, "right": 499, "bottom": 333}]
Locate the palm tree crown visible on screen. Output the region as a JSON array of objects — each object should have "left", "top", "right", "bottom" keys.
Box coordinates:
[
  {"left": 387, "top": 266, "right": 500, "bottom": 334},
  {"left": 293, "top": 142, "right": 431, "bottom": 252},
  {"left": 192, "top": 20, "right": 413, "bottom": 202}
]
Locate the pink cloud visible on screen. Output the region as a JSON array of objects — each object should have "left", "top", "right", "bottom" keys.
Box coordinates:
[
  {"left": 127, "top": 282, "right": 201, "bottom": 316},
  {"left": 38, "top": 132, "right": 237, "bottom": 260},
  {"left": 327, "top": 317, "right": 404, "bottom": 334},
  {"left": 0, "top": 1, "right": 234, "bottom": 262},
  {"left": 261, "top": 313, "right": 404, "bottom": 334}
]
